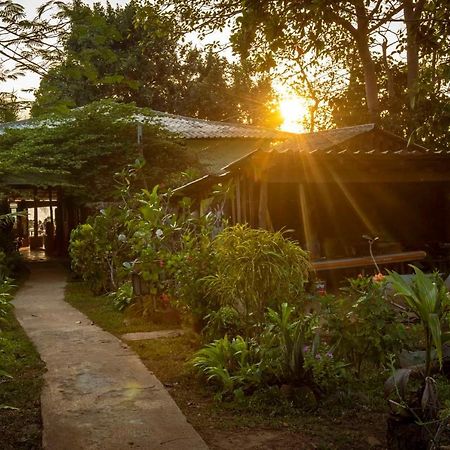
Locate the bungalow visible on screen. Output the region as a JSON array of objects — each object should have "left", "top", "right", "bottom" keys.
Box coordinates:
[
  {"left": 174, "top": 123, "right": 450, "bottom": 280},
  {"left": 0, "top": 110, "right": 295, "bottom": 253}
]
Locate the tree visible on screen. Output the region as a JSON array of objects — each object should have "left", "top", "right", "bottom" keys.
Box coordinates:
[
  {"left": 0, "top": 92, "right": 19, "bottom": 122},
  {"left": 0, "top": 100, "right": 190, "bottom": 202},
  {"left": 32, "top": 0, "right": 281, "bottom": 127},
  {"left": 0, "top": 0, "right": 63, "bottom": 80},
  {"left": 163, "top": 0, "right": 449, "bottom": 145}
]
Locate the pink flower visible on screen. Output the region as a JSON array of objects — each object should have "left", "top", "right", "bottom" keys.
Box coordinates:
[{"left": 372, "top": 273, "right": 385, "bottom": 282}]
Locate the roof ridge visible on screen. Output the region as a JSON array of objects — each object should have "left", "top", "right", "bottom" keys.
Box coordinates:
[{"left": 148, "top": 109, "right": 298, "bottom": 135}]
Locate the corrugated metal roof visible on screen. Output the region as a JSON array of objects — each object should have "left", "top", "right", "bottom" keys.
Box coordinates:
[
  {"left": 0, "top": 110, "right": 294, "bottom": 140},
  {"left": 273, "top": 123, "right": 376, "bottom": 153},
  {"left": 144, "top": 111, "right": 294, "bottom": 139},
  {"left": 173, "top": 123, "right": 448, "bottom": 196},
  {"left": 272, "top": 123, "right": 438, "bottom": 155}
]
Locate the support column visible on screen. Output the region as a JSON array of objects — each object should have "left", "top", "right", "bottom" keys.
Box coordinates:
[
  {"left": 258, "top": 180, "right": 273, "bottom": 230},
  {"left": 298, "top": 184, "right": 318, "bottom": 258},
  {"left": 236, "top": 176, "right": 241, "bottom": 223}
]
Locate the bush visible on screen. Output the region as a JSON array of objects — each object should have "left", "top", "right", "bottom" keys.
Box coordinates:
[
  {"left": 0, "top": 278, "right": 13, "bottom": 327},
  {"left": 203, "top": 306, "right": 244, "bottom": 341},
  {"left": 322, "top": 275, "right": 410, "bottom": 375},
  {"left": 191, "top": 303, "right": 347, "bottom": 401},
  {"left": 70, "top": 207, "right": 130, "bottom": 294},
  {"left": 204, "top": 225, "right": 312, "bottom": 327},
  {"left": 108, "top": 281, "right": 133, "bottom": 311}
]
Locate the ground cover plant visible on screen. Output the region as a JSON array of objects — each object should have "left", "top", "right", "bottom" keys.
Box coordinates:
[{"left": 65, "top": 279, "right": 388, "bottom": 449}]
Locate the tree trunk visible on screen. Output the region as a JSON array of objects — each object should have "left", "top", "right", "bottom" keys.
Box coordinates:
[
  {"left": 355, "top": 33, "right": 380, "bottom": 122},
  {"left": 403, "top": 0, "right": 425, "bottom": 114},
  {"left": 382, "top": 39, "right": 397, "bottom": 109}
]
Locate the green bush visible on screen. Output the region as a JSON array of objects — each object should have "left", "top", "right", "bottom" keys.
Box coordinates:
[
  {"left": 108, "top": 281, "right": 133, "bottom": 311},
  {"left": 322, "top": 275, "right": 410, "bottom": 375},
  {"left": 204, "top": 225, "right": 312, "bottom": 327},
  {"left": 0, "top": 278, "right": 13, "bottom": 327},
  {"left": 203, "top": 306, "right": 244, "bottom": 341},
  {"left": 191, "top": 303, "right": 347, "bottom": 401},
  {"left": 70, "top": 207, "right": 131, "bottom": 294}
]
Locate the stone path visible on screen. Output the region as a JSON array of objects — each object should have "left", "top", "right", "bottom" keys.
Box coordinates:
[
  {"left": 13, "top": 262, "right": 207, "bottom": 450},
  {"left": 122, "top": 330, "right": 185, "bottom": 341}
]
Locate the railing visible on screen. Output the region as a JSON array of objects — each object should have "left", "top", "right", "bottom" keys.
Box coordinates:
[{"left": 311, "top": 250, "right": 427, "bottom": 272}]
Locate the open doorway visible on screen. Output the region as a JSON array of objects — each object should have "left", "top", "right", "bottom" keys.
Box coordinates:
[{"left": 10, "top": 189, "right": 57, "bottom": 255}]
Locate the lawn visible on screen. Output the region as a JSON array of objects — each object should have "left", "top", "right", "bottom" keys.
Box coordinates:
[
  {"left": 65, "top": 279, "right": 388, "bottom": 449},
  {"left": 0, "top": 306, "right": 45, "bottom": 450}
]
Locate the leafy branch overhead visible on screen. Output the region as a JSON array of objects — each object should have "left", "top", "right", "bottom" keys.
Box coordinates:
[
  {"left": 31, "top": 0, "right": 281, "bottom": 127},
  {"left": 0, "top": 100, "right": 189, "bottom": 201}
]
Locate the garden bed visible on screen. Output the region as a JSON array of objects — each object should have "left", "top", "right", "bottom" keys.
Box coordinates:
[{"left": 65, "top": 280, "right": 388, "bottom": 449}]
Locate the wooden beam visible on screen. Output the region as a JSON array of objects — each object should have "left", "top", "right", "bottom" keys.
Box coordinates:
[{"left": 312, "top": 250, "right": 426, "bottom": 271}]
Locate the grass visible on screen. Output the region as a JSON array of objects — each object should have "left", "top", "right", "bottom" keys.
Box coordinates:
[
  {"left": 65, "top": 280, "right": 174, "bottom": 336},
  {"left": 64, "top": 279, "right": 390, "bottom": 449},
  {"left": 0, "top": 301, "right": 45, "bottom": 450}
]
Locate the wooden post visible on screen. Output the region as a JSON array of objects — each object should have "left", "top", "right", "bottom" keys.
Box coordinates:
[
  {"left": 236, "top": 175, "right": 242, "bottom": 223},
  {"left": 258, "top": 180, "right": 273, "bottom": 230},
  {"left": 241, "top": 176, "right": 247, "bottom": 224},
  {"left": 231, "top": 182, "right": 236, "bottom": 224},
  {"left": 298, "top": 184, "right": 317, "bottom": 257},
  {"left": 33, "top": 188, "right": 38, "bottom": 239},
  {"left": 49, "top": 188, "right": 54, "bottom": 226}
]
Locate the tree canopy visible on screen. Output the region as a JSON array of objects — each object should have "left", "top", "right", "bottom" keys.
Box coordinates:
[
  {"left": 0, "top": 100, "right": 190, "bottom": 201},
  {"left": 162, "top": 0, "right": 450, "bottom": 148},
  {"left": 31, "top": 0, "right": 281, "bottom": 127}
]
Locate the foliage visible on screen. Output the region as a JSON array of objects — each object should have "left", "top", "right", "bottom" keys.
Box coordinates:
[
  {"left": 384, "top": 268, "right": 450, "bottom": 447},
  {"left": 322, "top": 275, "right": 410, "bottom": 375},
  {"left": 164, "top": 0, "right": 450, "bottom": 149},
  {"left": 169, "top": 209, "right": 218, "bottom": 327},
  {"left": 70, "top": 206, "right": 131, "bottom": 294},
  {"left": 204, "top": 225, "right": 312, "bottom": 326},
  {"left": 0, "top": 306, "right": 45, "bottom": 447},
  {"left": 0, "top": 100, "right": 188, "bottom": 201},
  {"left": 192, "top": 303, "right": 347, "bottom": 401},
  {"left": 203, "top": 306, "right": 244, "bottom": 341},
  {"left": 0, "top": 276, "right": 13, "bottom": 327},
  {"left": 32, "top": 0, "right": 281, "bottom": 127},
  {"left": 108, "top": 281, "right": 133, "bottom": 312},
  {"left": 0, "top": 1, "right": 61, "bottom": 80},
  {"left": 191, "top": 335, "right": 268, "bottom": 400},
  {"left": 387, "top": 266, "right": 450, "bottom": 376}
]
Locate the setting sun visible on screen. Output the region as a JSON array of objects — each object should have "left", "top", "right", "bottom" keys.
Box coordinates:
[{"left": 279, "top": 96, "right": 309, "bottom": 133}]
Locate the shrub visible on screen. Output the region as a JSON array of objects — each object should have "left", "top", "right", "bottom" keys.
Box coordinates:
[
  {"left": 191, "top": 303, "right": 347, "bottom": 401},
  {"left": 322, "top": 275, "right": 409, "bottom": 375},
  {"left": 70, "top": 207, "right": 131, "bottom": 294},
  {"left": 0, "top": 278, "right": 13, "bottom": 326},
  {"left": 204, "top": 225, "right": 312, "bottom": 327},
  {"left": 203, "top": 306, "right": 244, "bottom": 341},
  {"left": 108, "top": 281, "right": 133, "bottom": 311}
]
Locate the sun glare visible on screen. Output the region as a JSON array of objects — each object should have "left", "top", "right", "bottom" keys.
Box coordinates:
[{"left": 279, "top": 96, "right": 309, "bottom": 133}]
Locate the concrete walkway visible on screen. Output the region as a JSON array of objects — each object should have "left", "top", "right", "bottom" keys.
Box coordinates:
[{"left": 13, "top": 262, "right": 207, "bottom": 450}]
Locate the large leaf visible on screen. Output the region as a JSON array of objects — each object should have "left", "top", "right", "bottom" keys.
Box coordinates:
[
  {"left": 421, "top": 377, "right": 438, "bottom": 417},
  {"left": 428, "top": 313, "right": 443, "bottom": 367}
]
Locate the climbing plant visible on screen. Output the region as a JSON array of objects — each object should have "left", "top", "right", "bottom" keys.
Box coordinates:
[{"left": 0, "top": 100, "right": 190, "bottom": 202}]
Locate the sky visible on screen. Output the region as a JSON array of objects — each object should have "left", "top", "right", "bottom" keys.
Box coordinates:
[{"left": 1, "top": 0, "right": 130, "bottom": 104}]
